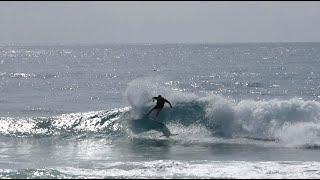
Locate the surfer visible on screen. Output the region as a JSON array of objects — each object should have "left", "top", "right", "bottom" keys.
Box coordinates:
[{"left": 145, "top": 95, "right": 173, "bottom": 117}]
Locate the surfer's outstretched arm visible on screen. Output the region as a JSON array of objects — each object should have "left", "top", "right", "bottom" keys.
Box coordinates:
[{"left": 165, "top": 99, "right": 173, "bottom": 108}]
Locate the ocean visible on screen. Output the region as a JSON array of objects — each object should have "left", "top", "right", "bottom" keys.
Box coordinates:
[{"left": 1, "top": 42, "right": 320, "bottom": 178}]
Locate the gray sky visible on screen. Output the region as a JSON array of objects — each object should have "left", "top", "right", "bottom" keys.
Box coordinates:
[{"left": 1, "top": 1, "right": 320, "bottom": 44}]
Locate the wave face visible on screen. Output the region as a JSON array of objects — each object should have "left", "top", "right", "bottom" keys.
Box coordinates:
[
  {"left": 1, "top": 81, "right": 320, "bottom": 149},
  {"left": 0, "top": 107, "right": 129, "bottom": 138}
]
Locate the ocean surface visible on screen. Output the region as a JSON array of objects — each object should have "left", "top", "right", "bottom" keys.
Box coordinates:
[{"left": 1, "top": 42, "right": 320, "bottom": 178}]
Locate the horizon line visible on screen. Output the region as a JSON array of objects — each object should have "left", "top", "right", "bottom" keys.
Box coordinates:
[{"left": 1, "top": 41, "right": 320, "bottom": 46}]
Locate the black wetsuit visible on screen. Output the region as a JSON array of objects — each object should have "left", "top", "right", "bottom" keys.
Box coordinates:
[
  {"left": 146, "top": 95, "right": 173, "bottom": 117},
  {"left": 153, "top": 96, "right": 167, "bottom": 109}
]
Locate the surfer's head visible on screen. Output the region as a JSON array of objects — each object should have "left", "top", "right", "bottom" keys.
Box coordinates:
[{"left": 158, "top": 95, "right": 162, "bottom": 98}]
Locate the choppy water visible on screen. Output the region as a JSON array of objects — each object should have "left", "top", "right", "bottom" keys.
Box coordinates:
[{"left": 1, "top": 42, "right": 320, "bottom": 178}]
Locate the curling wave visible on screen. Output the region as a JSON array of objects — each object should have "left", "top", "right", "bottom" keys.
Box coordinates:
[{"left": 1, "top": 92, "right": 320, "bottom": 148}]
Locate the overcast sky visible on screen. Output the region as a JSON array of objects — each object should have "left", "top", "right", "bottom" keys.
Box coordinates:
[{"left": 1, "top": 1, "right": 320, "bottom": 45}]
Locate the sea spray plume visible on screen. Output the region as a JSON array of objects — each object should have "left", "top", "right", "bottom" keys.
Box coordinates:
[
  {"left": 125, "top": 79, "right": 153, "bottom": 118},
  {"left": 195, "top": 95, "right": 320, "bottom": 147},
  {"left": 125, "top": 77, "right": 178, "bottom": 118},
  {"left": 234, "top": 98, "right": 320, "bottom": 142},
  {"left": 275, "top": 122, "right": 320, "bottom": 148},
  {"left": 199, "top": 95, "right": 237, "bottom": 137},
  {"left": 126, "top": 88, "right": 150, "bottom": 118}
]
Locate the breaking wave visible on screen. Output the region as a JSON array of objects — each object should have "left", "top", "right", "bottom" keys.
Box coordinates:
[{"left": 1, "top": 94, "right": 320, "bottom": 149}]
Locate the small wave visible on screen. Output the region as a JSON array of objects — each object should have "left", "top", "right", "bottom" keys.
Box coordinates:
[
  {"left": 0, "top": 107, "right": 129, "bottom": 138},
  {"left": 10, "top": 72, "right": 35, "bottom": 79},
  {"left": 246, "top": 82, "right": 264, "bottom": 87},
  {"left": 0, "top": 168, "right": 84, "bottom": 179},
  {"left": 302, "top": 144, "right": 320, "bottom": 150}
]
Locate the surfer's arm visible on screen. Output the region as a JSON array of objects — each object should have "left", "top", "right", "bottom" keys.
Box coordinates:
[
  {"left": 152, "top": 97, "right": 157, "bottom": 102},
  {"left": 165, "top": 99, "right": 173, "bottom": 108}
]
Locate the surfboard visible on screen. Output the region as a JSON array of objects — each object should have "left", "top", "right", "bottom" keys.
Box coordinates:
[
  {"left": 131, "top": 116, "right": 177, "bottom": 138},
  {"left": 145, "top": 117, "right": 174, "bottom": 137},
  {"left": 145, "top": 117, "right": 165, "bottom": 126}
]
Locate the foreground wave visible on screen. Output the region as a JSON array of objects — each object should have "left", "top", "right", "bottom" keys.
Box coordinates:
[
  {"left": 1, "top": 94, "right": 320, "bottom": 149},
  {"left": 1, "top": 160, "right": 320, "bottom": 179}
]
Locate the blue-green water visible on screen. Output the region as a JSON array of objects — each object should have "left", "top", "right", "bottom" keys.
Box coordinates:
[{"left": 1, "top": 43, "right": 320, "bottom": 178}]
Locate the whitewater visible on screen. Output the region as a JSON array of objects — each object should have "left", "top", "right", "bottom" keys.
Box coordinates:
[{"left": 1, "top": 43, "right": 320, "bottom": 178}]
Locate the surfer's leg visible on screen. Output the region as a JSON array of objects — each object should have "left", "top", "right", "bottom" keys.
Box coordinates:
[
  {"left": 146, "top": 106, "right": 156, "bottom": 116},
  {"left": 155, "top": 108, "right": 162, "bottom": 117}
]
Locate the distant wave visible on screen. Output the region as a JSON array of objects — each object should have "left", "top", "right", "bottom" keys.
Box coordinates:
[{"left": 0, "top": 168, "right": 77, "bottom": 179}]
